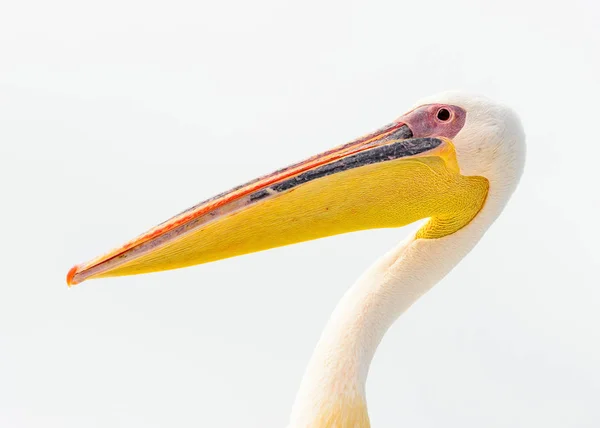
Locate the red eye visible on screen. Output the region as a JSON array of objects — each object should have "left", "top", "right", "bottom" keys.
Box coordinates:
[{"left": 436, "top": 108, "right": 451, "bottom": 121}]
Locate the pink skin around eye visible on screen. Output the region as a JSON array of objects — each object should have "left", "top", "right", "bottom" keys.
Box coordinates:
[{"left": 397, "top": 104, "right": 466, "bottom": 139}]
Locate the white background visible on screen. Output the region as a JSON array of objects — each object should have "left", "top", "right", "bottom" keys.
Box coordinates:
[{"left": 1, "top": 0, "right": 599, "bottom": 427}]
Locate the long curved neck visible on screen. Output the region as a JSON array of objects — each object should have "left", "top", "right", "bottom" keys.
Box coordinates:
[{"left": 288, "top": 189, "right": 513, "bottom": 428}]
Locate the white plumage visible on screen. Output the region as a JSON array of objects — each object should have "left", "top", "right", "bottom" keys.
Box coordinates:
[{"left": 288, "top": 92, "right": 526, "bottom": 427}]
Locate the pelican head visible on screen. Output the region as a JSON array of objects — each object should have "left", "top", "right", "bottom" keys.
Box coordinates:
[
  {"left": 67, "top": 91, "right": 525, "bottom": 286},
  {"left": 417, "top": 91, "right": 525, "bottom": 185}
]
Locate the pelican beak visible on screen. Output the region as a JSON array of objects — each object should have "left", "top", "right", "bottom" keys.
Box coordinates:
[{"left": 67, "top": 111, "right": 489, "bottom": 286}]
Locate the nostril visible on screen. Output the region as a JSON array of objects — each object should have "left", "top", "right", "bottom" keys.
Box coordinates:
[{"left": 436, "top": 108, "right": 451, "bottom": 121}]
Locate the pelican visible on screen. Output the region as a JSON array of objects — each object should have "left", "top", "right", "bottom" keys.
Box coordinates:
[{"left": 68, "top": 92, "right": 525, "bottom": 427}]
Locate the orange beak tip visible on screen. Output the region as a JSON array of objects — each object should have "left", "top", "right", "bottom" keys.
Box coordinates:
[{"left": 66, "top": 265, "right": 80, "bottom": 287}]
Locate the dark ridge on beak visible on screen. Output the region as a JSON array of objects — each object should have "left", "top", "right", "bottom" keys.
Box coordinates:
[{"left": 270, "top": 136, "right": 440, "bottom": 192}]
